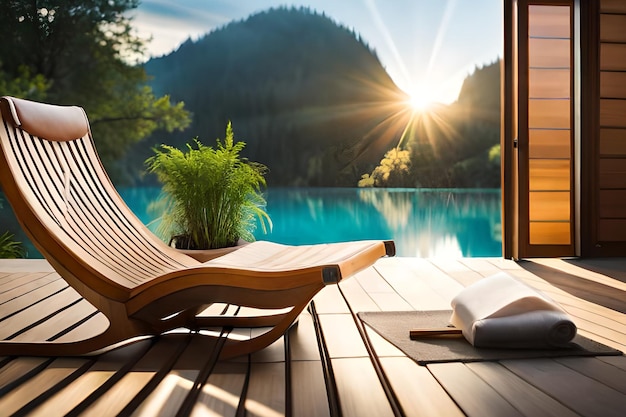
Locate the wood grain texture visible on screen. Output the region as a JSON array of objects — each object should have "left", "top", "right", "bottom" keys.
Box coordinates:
[
  {"left": 466, "top": 361, "right": 579, "bottom": 417},
  {"left": 600, "top": 128, "right": 626, "bottom": 156},
  {"left": 0, "top": 357, "right": 90, "bottom": 415},
  {"left": 600, "top": 99, "right": 626, "bottom": 127},
  {"left": 2, "top": 256, "right": 626, "bottom": 416},
  {"left": 244, "top": 362, "right": 286, "bottom": 417},
  {"left": 428, "top": 362, "right": 524, "bottom": 417},
  {"left": 332, "top": 358, "right": 395, "bottom": 417},
  {"left": 503, "top": 359, "right": 626, "bottom": 417},
  {"left": 380, "top": 357, "right": 464, "bottom": 417},
  {"left": 529, "top": 129, "right": 571, "bottom": 159},
  {"left": 602, "top": 0, "right": 626, "bottom": 13},
  {"left": 601, "top": 14, "right": 626, "bottom": 42},
  {"left": 529, "top": 4, "right": 570, "bottom": 38},
  {"left": 601, "top": 43, "right": 626, "bottom": 71}
]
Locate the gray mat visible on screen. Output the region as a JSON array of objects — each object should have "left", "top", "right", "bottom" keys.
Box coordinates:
[{"left": 358, "top": 310, "right": 623, "bottom": 365}]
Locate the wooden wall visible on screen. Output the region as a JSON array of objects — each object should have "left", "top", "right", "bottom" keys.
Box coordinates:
[{"left": 597, "top": 0, "right": 626, "bottom": 244}]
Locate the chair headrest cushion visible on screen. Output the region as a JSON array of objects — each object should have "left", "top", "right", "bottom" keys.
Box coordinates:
[{"left": 1, "top": 96, "right": 89, "bottom": 142}]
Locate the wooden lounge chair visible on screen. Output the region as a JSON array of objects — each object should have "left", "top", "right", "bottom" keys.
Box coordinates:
[{"left": 0, "top": 96, "right": 395, "bottom": 358}]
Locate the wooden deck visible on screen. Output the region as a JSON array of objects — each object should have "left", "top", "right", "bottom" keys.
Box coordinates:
[{"left": 1, "top": 256, "right": 625, "bottom": 417}]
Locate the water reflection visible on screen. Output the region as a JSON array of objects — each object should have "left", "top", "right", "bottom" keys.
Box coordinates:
[
  {"left": 261, "top": 188, "right": 501, "bottom": 257},
  {"left": 0, "top": 187, "right": 501, "bottom": 259}
]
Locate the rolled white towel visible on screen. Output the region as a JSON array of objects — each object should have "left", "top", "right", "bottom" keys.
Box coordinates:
[{"left": 450, "top": 272, "right": 577, "bottom": 348}]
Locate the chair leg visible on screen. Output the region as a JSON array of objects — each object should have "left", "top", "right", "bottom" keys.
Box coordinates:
[{"left": 217, "top": 296, "right": 314, "bottom": 360}]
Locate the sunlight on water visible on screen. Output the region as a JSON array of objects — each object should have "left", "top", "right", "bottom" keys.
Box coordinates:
[
  {"left": 1, "top": 187, "right": 502, "bottom": 259},
  {"left": 147, "top": 187, "right": 501, "bottom": 258},
  {"left": 261, "top": 187, "right": 502, "bottom": 257}
]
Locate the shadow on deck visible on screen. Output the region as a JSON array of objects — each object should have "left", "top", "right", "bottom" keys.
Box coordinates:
[{"left": 1, "top": 257, "right": 625, "bottom": 417}]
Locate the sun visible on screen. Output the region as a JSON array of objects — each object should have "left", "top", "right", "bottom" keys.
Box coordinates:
[
  {"left": 409, "top": 94, "right": 434, "bottom": 111},
  {"left": 407, "top": 86, "right": 440, "bottom": 112}
]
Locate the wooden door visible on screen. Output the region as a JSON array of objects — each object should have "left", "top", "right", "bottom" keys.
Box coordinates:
[{"left": 503, "top": 0, "right": 576, "bottom": 258}]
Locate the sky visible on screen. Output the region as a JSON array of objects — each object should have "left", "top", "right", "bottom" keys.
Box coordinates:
[{"left": 128, "top": 0, "right": 503, "bottom": 105}]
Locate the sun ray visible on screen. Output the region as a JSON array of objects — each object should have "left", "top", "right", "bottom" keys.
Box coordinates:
[
  {"left": 362, "top": 0, "right": 413, "bottom": 83},
  {"left": 426, "top": 0, "right": 458, "bottom": 75}
]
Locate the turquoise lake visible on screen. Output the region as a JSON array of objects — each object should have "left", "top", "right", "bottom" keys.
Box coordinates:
[{"left": 1, "top": 187, "right": 502, "bottom": 258}]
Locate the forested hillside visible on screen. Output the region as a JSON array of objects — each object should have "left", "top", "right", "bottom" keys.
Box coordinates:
[
  {"left": 405, "top": 60, "right": 501, "bottom": 188},
  {"left": 119, "top": 6, "right": 500, "bottom": 188}
]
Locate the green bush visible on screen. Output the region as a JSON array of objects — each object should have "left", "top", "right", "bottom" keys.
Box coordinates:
[
  {"left": 146, "top": 122, "right": 271, "bottom": 250},
  {"left": 0, "top": 231, "right": 24, "bottom": 258}
]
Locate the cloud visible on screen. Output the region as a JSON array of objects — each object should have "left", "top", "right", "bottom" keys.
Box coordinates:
[{"left": 128, "top": 0, "right": 234, "bottom": 57}]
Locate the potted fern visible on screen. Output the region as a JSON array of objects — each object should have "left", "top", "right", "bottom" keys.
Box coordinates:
[{"left": 146, "top": 122, "right": 271, "bottom": 261}]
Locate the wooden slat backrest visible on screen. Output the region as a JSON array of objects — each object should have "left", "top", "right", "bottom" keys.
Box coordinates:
[{"left": 0, "top": 97, "right": 195, "bottom": 301}]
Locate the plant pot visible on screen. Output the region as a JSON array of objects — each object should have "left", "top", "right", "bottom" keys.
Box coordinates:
[{"left": 177, "top": 239, "right": 250, "bottom": 262}]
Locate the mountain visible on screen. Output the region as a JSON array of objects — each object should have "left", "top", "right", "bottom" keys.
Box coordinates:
[
  {"left": 122, "top": 6, "right": 410, "bottom": 186},
  {"left": 118, "top": 6, "right": 501, "bottom": 189}
]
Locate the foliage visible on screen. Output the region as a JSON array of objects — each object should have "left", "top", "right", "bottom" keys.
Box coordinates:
[
  {"left": 146, "top": 122, "right": 271, "bottom": 250},
  {"left": 0, "top": 64, "right": 50, "bottom": 100},
  {"left": 0, "top": 0, "right": 190, "bottom": 179},
  {"left": 0, "top": 231, "right": 25, "bottom": 259},
  {"left": 358, "top": 148, "right": 411, "bottom": 188},
  {"left": 489, "top": 144, "right": 501, "bottom": 164},
  {"left": 360, "top": 61, "right": 501, "bottom": 188}
]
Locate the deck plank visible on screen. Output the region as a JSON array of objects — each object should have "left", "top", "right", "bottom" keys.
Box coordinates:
[
  {"left": 466, "top": 361, "right": 580, "bottom": 417},
  {"left": 288, "top": 311, "right": 323, "bottom": 361},
  {"left": 556, "top": 357, "right": 626, "bottom": 395},
  {"left": 374, "top": 259, "right": 452, "bottom": 310},
  {"left": 428, "top": 362, "right": 525, "bottom": 417},
  {"left": 0, "top": 277, "right": 67, "bottom": 318},
  {"left": 129, "top": 334, "right": 225, "bottom": 416},
  {"left": 459, "top": 257, "right": 510, "bottom": 277},
  {"left": 290, "top": 361, "right": 331, "bottom": 417},
  {"left": 312, "top": 286, "right": 350, "bottom": 314},
  {"left": 598, "top": 355, "right": 626, "bottom": 371},
  {"left": 338, "top": 277, "right": 382, "bottom": 312},
  {"left": 0, "top": 357, "right": 51, "bottom": 393},
  {"left": 354, "top": 265, "right": 413, "bottom": 311},
  {"left": 0, "top": 357, "right": 91, "bottom": 415},
  {"left": 82, "top": 335, "right": 192, "bottom": 415},
  {"left": 0, "top": 286, "right": 80, "bottom": 339},
  {"left": 0, "top": 259, "right": 54, "bottom": 273},
  {"left": 53, "top": 311, "right": 110, "bottom": 343},
  {"left": 530, "top": 258, "right": 626, "bottom": 292},
  {"left": 0, "top": 272, "right": 60, "bottom": 301},
  {"left": 190, "top": 362, "right": 247, "bottom": 417},
  {"left": 13, "top": 299, "right": 98, "bottom": 342},
  {"left": 429, "top": 258, "right": 485, "bottom": 287},
  {"left": 288, "top": 309, "right": 332, "bottom": 417},
  {"left": 244, "top": 362, "right": 286, "bottom": 417},
  {"left": 23, "top": 340, "right": 152, "bottom": 416},
  {"left": 399, "top": 257, "right": 466, "bottom": 302},
  {"left": 1, "top": 258, "right": 626, "bottom": 417},
  {"left": 332, "top": 357, "right": 395, "bottom": 417},
  {"left": 503, "top": 358, "right": 626, "bottom": 417},
  {"left": 318, "top": 313, "right": 368, "bottom": 358},
  {"left": 380, "top": 357, "right": 464, "bottom": 417}
]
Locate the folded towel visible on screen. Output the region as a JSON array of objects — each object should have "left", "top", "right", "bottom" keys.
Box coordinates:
[{"left": 450, "top": 272, "right": 577, "bottom": 348}]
